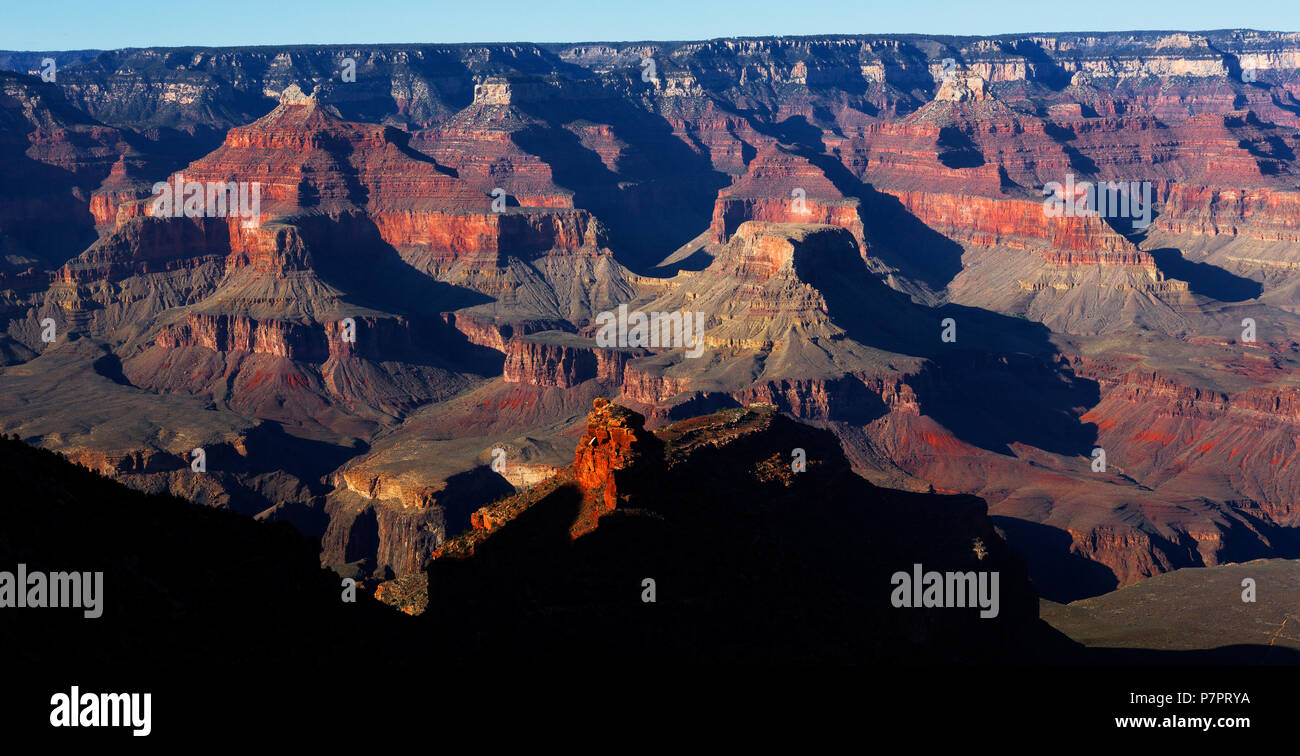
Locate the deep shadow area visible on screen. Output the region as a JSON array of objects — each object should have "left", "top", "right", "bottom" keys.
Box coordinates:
[
  {"left": 992, "top": 516, "right": 1120, "bottom": 601},
  {"left": 794, "top": 238, "right": 1099, "bottom": 455},
  {"left": 89, "top": 347, "right": 132, "bottom": 386},
  {"left": 421, "top": 408, "right": 1058, "bottom": 663},
  {"left": 767, "top": 114, "right": 826, "bottom": 149},
  {"left": 297, "top": 213, "right": 504, "bottom": 375},
  {"left": 0, "top": 77, "right": 101, "bottom": 269},
  {"left": 241, "top": 422, "right": 368, "bottom": 499},
  {"left": 1149, "top": 247, "right": 1262, "bottom": 302},
  {"left": 1042, "top": 122, "right": 1101, "bottom": 173},
  {"left": 654, "top": 246, "right": 714, "bottom": 274},
  {"left": 912, "top": 348, "right": 1100, "bottom": 456},
  {"left": 4, "top": 416, "right": 1296, "bottom": 744},
  {"left": 0, "top": 435, "right": 417, "bottom": 672},
  {"left": 1000, "top": 40, "right": 1073, "bottom": 91},
  {"left": 796, "top": 148, "right": 966, "bottom": 291},
  {"left": 0, "top": 70, "right": 232, "bottom": 273},
  {"left": 435, "top": 466, "right": 518, "bottom": 535},
  {"left": 511, "top": 91, "right": 730, "bottom": 272},
  {"left": 936, "top": 126, "right": 985, "bottom": 169},
  {"left": 0, "top": 413, "right": 1061, "bottom": 669}
]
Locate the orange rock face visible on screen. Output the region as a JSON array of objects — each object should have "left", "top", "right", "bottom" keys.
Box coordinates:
[{"left": 570, "top": 398, "right": 662, "bottom": 538}]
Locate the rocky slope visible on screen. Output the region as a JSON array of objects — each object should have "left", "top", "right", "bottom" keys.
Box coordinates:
[{"left": 1041, "top": 559, "right": 1300, "bottom": 659}]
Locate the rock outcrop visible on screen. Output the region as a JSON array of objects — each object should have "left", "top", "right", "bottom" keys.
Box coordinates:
[
  {"left": 402, "top": 402, "right": 1061, "bottom": 663},
  {"left": 570, "top": 397, "right": 663, "bottom": 536}
]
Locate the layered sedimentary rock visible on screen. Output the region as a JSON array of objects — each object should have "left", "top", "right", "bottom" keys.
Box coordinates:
[
  {"left": 312, "top": 376, "right": 603, "bottom": 574},
  {"left": 709, "top": 145, "right": 863, "bottom": 245},
  {"left": 411, "top": 78, "right": 575, "bottom": 208},
  {"left": 1075, "top": 355, "right": 1300, "bottom": 528},
  {"left": 503, "top": 331, "right": 647, "bottom": 388},
  {"left": 5, "top": 31, "right": 1300, "bottom": 605},
  {"left": 0, "top": 71, "right": 131, "bottom": 275}
]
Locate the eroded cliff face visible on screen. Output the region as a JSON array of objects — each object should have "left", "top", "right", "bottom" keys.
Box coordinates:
[
  {"left": 709, "top": 145, "right": 864, "bottom": 246},
  {"left": 5, "top": 31, "right": 1300, "bottom": 605},
  {"left": 320, "top": 489, "right": 447, "bottom": 577},
  {"left": 893, "top": 191, "right": 1139, "bottom": 255},
  {"left": 503, "top": 333, "right": 646, "bottom": 388},
  {"left": 0, "top": 71, "right": 133, "bottom": 275},
  {"left": 154, "top": 312, "right": 327, "bottom": 360},
  {"left": 1076, "top": 358, "right": 1300, "bottom": 529},
  {"left": 1156, "top": 185, "right": 1300, "bottom": 243}
]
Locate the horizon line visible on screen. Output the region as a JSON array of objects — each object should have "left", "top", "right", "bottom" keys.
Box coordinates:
[{"left": 3, "top": 27, "right": 1298, "bottom": 54}]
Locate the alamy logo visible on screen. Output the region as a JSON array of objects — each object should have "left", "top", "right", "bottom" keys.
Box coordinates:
[
  {"left": 594, "top": 304, "right": 706, "bottom": 358},
  {"left": 790, "top": 187, "right": 808, "bottom": 214},
  {"left": 50, "top": 686, "right": 151, "bottom": 737},
  {"left": 1, "top": 565, "right": 103, "bottom": 618},
  {"left": 890, "top": 563, "right": 1000, "bottom": 618},
  {"left": 1042, "top": 174, "right": 1153, "bottom": 229},
  {"left": 150, "top": 173, "right": 262, "bottom": 229}
]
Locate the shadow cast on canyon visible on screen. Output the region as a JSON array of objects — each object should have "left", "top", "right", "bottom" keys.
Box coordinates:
[
  {"left": 936, "top": 126, "right": 985, "bottom": 169},
  {"left": 418, "top": 421, "right": 1052, "bottom": 664},
  {"left": 796, "top": 148, "right": 966, "bottom": 292},
  {"left": 511, "top": 94, "right": 730, "bottom": 272},
  {"left": 992, "top": 516, "right": 1120, "bottom": 602},
  {"left": 0, "top": 130, "right": 100, "bottom": 269},
  {"left": 796, "top": 240, "right": 1100, "bottom": 456},
  {"left": 1148, "top": 247, "right": 1262, "bottom": 302},
  {"left": 298, "top": 214, "right": 504, "bottom": 375}
]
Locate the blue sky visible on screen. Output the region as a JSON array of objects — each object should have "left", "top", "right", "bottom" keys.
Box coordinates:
[{"left": 4, "top": 0, "right": 1298, "bottom": 50}]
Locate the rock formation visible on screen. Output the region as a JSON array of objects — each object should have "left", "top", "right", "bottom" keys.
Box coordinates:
[{"left": 4, "top": 30, "right": 1300, "bottom": 604}]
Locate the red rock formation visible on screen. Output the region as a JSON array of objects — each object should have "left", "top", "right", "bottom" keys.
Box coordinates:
[
  {"left": 1073, "top": 357, "right": 1300, "bottom": 528},
  {"left": 890, "top": 191, "right": 1141, "bottom": 256},
  {"left": 13, "top": 34, "right": 1300, "bottom": 611},
  {"left": 1156, "top": 184, "right": 1300, "bottom": 244},
  {"left": 709, "top": 145, "right": 863, "bottom": 245},
  {"left": 619, "top": 362, "right": 699, "bottom": 406},
  {"left": 411, "top": 79, "right": 575, "bottom": 208},
  {"left": 88, "top": 156, "right": 156, "bottom": 231},
  {"left": 0, "top": 71, "right": 135, "bottom": 269},
  {"left": 441, "top": 311, "right": 572, "bottom": 352},
  {"left": 570, "top": 398, "right": 661, "bottom": 537}
]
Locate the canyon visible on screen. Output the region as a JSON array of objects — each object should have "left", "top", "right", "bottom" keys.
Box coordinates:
[{"left": 2, "top": 30, "right": 1300, "bottom": 612}]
